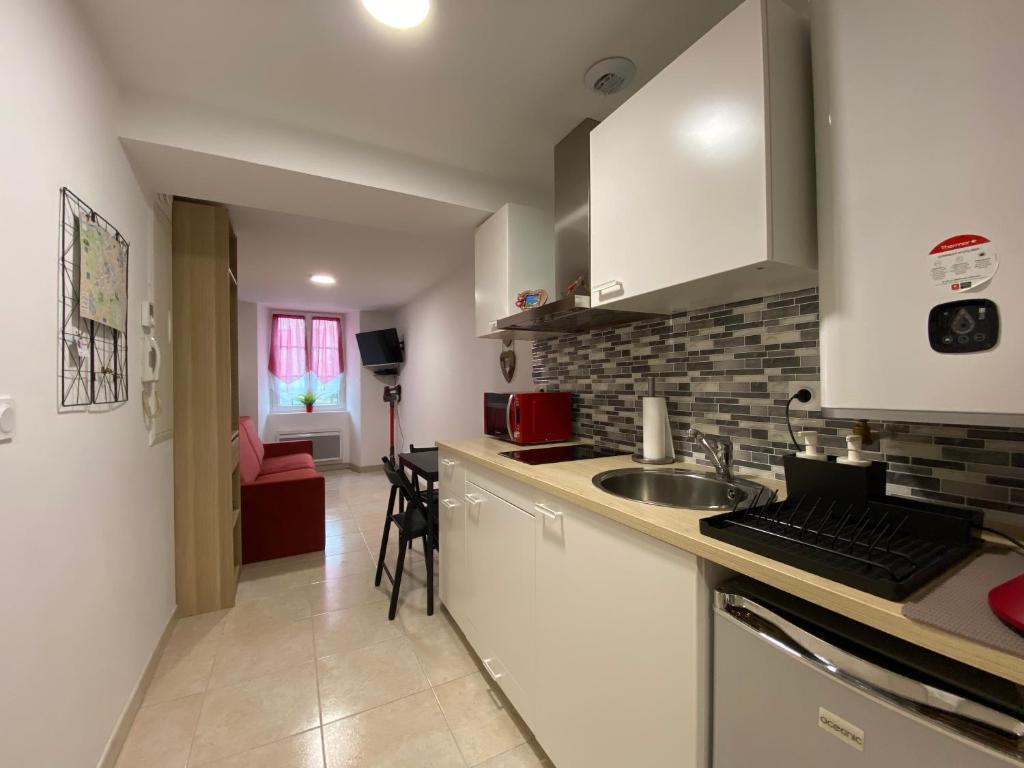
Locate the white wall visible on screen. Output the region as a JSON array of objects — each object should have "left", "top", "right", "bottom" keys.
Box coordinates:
[
  {"left": 354, "top": 310, "right": 397, "bottom": 468},
  {"left": 255, "top": 300, "right": 271, "bottom": 437},
  {"left": 0, "top": 2, "right": 175, "bottom": 766},
  {"left": 237, "top": 300, "right": 259, "bottom": 422},
  {"left": 343, "top": 310, "right": 363, "bottom": 465},
  {"left": 395, "top": 253, "right": 534, "bottom": 447},
  {"left": 118, "top": 92, "right": 546, "bottom": 216},
  {"left": 147, "top": 201, "right": 174, "bottom": 445}
]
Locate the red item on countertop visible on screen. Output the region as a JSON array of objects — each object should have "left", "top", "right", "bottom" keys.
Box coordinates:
[
  {"left": 483, "top": 391, "right": 573, "bottom": 445},
  {"left": 988, "top": 573, "right": 1024, "bottom": 634}
]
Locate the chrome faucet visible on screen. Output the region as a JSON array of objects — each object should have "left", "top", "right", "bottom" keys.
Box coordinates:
[{"left": 684, "top": 429, "right": 734, "bottom": 481}]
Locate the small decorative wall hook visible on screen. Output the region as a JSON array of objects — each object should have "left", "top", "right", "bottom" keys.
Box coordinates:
[{"left": 499, "top": 340, "right": 516, "bottom": 383}]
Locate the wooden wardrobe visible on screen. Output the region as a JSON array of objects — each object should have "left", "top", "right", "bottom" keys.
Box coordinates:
[{"left": 172, "top": 199, "right": 241, "bottom": 616}]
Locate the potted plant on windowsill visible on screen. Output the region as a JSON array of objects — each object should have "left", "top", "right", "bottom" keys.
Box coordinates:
[{"left": 297, "top": 391, "right": 319, "bottom": 414}]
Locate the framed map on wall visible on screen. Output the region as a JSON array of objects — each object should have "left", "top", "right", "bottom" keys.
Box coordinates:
[
  {"left": 58, "top": 187, "right": 129, "bottom": 409},
  {"left": 79, "top": 217, "right": 127, "bottom": 333}
]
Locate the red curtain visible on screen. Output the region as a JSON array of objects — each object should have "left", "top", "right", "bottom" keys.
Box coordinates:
[
  {"left": 268, "top": 314, "right": 307, "bottom": 383},
  {"left": 310, "top": 316, "right": 343, "bottom": 380}
]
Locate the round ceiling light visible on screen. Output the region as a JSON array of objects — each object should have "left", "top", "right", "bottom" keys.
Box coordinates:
[
  {"left": 362, "top": 0, "right": 430, "bottom": 29},
  {"left": 310, "top": 274, "right": 336, "bottom": 285}
]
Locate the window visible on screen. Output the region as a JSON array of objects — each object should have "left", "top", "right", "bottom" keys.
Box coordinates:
[
  {"left": 269, "top": 312, "right": 344, "bottom": 410},
  {"left": 309, "top": 317, "right": 342, "bottom": 407}
]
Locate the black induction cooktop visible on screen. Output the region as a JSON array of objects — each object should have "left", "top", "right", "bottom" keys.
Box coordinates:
[{"left": 499, "top": 444, "right": 626, "bottom": 465}]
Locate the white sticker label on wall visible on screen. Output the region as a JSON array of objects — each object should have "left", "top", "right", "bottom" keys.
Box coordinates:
[
  {"left": 928, "top": 234, "right": 998, "bottom": 292},
  {"left": 818, "top": 707, "right": 865, "bottom": 751}
]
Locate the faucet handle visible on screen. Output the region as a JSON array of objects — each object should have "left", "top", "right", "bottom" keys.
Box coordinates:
[
  {"left": 686, "top": 428, "right": 731, "bottom": 446},
  {"left": 686, "top": 428, "right": 734, "bottom": 480}
]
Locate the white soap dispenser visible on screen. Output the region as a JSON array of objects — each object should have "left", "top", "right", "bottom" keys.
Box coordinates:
[
  {"left": 837, "top": 434, "right": 871, "bottom": 466},
  {"left": 796, "top": 430, "right": 827, "bottom": 461}
]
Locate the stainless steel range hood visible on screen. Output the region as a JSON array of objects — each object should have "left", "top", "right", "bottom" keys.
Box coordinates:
[{"left": 496, "top": 120, "right": 665, "bottom": 336}]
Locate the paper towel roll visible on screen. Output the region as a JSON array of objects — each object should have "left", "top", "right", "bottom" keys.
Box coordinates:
[{"left": 642, "top": 396, "right": 670, "bottom": 460}]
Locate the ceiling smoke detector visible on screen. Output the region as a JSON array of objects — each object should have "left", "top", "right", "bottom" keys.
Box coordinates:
[{"left": 584, "top": 56, "right": 636, "bottom": 96}]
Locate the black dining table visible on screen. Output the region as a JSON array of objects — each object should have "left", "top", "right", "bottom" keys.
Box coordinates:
[{"left": 398, "top": 448, "right": 439, "bottom": 494}]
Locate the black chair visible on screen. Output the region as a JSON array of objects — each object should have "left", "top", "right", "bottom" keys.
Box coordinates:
[{"left": 375, "top": 456, "right": 436, "bottom": 620}]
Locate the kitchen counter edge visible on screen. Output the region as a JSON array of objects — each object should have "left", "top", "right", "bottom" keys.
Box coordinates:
[{"left": 437, "top": 436, "right": 1024, "bottom": 686}]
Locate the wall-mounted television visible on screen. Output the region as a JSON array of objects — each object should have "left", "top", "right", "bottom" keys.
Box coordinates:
[{"left": 355, "top": 328, "right": 403, "bottom": 372}]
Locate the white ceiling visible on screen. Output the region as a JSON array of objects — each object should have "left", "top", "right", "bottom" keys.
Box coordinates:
[
  {"left": 229, "top": 204, "right": 469, "bottom": 312},
  {"left": 122, "top": 139, "right": 490, "bottom": 236},
  {"left": 80, "top": 0, "right": 741, "bottom": 190},
  {"left": 81, "top": 0, "right": 749, "bottom": 312}
]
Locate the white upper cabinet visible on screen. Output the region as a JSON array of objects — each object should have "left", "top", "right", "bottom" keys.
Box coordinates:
[
  {"left": 590, "top": 0, "right": 816, "bottom": 314},
  {"left": 474, "top": 203, "right": 555, "bottom": 339}
]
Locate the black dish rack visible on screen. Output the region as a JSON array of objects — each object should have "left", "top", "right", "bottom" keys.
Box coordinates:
[{"left": 700, "top": 488, "right": 982, "bottom": 600}]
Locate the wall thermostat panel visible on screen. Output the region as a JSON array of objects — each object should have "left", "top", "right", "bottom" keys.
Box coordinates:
[{"left": 928, "top": 299, "right": 999, "bottom": 353}]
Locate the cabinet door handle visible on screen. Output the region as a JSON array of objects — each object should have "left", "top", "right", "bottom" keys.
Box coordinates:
[
  {"left": 506, "top": 394, "right": 515, "bottom": 440},
  {"left": 440, "top": 458, "right": 457, "bottom": 467},
  {"left": 592, "top": 279, "right": 623, "bottom": 294},
  {"left": 535, "top": 503, "right": 562, "bottom": 521},
  {"left": 465, "top": 493, "right": 483, "bottom": 506},
  {"left": 440, "top": 498, "right": 460, "bottom": 510},
  {"left": 482, "top": 657, "right": 504, "bottom": 681}
]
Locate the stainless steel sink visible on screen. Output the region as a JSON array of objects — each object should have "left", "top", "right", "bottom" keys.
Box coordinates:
[{"left": 592, "top": 467, "right": 768, "bottom": 511}]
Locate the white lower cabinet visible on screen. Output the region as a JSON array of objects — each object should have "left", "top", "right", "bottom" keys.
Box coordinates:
[
  {"left": 438, "top": 452, "right": 467, "bottom": 624},
  {"left": 533, "top": 493, "right": 710, "bottom": 768},
  {"left": 440, "top": 456, "right": 714, "bottom": 768},
  {"left": 464, "top": 481, "right": 535, "bottom": 723}
]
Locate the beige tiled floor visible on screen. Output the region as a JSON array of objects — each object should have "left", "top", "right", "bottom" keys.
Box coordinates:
[{"left": 116, "top": 469, "right": 550, "bottom": 768}]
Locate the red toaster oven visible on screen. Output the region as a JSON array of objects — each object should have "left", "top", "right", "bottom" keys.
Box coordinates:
[{"left": 483, "top": 392, "right": 573, "bottom": 445}]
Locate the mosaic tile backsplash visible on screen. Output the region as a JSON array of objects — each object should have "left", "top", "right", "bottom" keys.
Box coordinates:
[{"left": 532, "top": 287, "right": 1024, "bottom": 521}]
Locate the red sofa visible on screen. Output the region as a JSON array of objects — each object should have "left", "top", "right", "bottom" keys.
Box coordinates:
[{"left": 238, "top": 416, "right": 325, "bottom": 564}]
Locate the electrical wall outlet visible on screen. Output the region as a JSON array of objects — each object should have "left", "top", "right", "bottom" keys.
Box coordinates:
[{"left": 788, "top": 384, "right": 818, "bottom": 411}]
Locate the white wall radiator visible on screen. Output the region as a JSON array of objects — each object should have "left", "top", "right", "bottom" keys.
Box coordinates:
[{"left": 276, "top": 430, "right": 343, "bottom": 463}]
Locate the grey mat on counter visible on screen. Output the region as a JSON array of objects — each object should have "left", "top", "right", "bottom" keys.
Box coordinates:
[{"left": 903, "top": 548, "right": 1024, "bottom": 658}]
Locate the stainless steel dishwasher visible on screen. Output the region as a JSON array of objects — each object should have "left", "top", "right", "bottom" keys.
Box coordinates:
[{"left": 713, "top": 579, "right": 1024, "bottom": 767}]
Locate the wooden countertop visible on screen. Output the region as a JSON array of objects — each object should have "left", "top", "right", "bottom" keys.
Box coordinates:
[{"left": 437, "top": 436, "right": 1024, "bottom": 686}]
